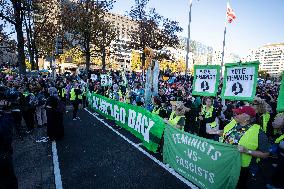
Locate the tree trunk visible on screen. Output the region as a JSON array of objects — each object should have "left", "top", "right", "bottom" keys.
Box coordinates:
[
  {"left": 35, "top": 48, "right": 39, "bottom": 70},
  {"left": 85, "top": 43, "right": 91, "bottom": 74},
  {"left": 25, "top": 25, "right": 35, "bottom": 70},
  {"left": 14, "top": 2, "right": 26, "bottom": 75},
  {"left": 24, "top": 4, "right": 35, "bottom": 70},
  {"left": 102, "top": 46, "right": 106, "bottom": 71}
]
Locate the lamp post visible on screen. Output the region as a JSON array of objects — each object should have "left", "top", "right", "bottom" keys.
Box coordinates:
[{"left": 185, "top": 0, "right": 193, "bottom": 74}]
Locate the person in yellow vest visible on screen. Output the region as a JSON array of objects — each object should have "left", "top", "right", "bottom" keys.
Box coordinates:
[
  {"left": 70, "top": 83, "right": 82, "bottom": 121},
  {"left": 151, "top": 96, "right": 162, "bottom": 115},
  {"left": 266, "top": 112, "right": 284, "bottom": 189},
  {"left": 211, "top": 106, "right": 270, "bottom": 189},
  {"left": 198, "top": 97, "right": 218, "bottom": 139},
  {"left": 252, "top": 97, "right": 272, "bottom": 136},
  {"left": 165, "top": 101, "right": 189, "bottom": 130},
  {"left": 125, "top": 87, "right": 132, "bottom": 104}
]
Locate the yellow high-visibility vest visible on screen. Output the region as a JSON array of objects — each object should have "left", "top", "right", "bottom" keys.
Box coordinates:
[
  {"left": 223, "top": 122, "right": 260, "bottom": 167},
  {"left": 201, "top": 105, "right": 217, "bottom": 128}
]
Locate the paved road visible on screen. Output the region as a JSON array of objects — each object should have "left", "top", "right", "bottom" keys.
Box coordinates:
[
  {"left": 13, "top": 107, "right": 276, "bottom": 189},
  {"left": 56, "top": 108, "right": 190, "bottom": 189}
]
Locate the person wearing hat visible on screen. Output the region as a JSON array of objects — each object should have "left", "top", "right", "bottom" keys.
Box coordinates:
[
  {"left": 211, "top": 105, "right": 270, "bottom": 189},
  {"left": 266, "top": 112, "right": 284, "bottom": 189}
]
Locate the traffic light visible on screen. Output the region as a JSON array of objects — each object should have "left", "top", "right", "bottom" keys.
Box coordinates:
[{"left": 55, "top": 36, "right": 63, "bottom": 55}]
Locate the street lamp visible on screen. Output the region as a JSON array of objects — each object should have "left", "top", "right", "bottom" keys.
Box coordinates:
[{"left": 185, "top": 0, "right": 193, "bottom": 74}]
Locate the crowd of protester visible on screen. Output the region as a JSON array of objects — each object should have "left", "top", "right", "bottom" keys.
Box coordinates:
[{"left": 0, "top": 68, "right": 283, "bottom": 189}]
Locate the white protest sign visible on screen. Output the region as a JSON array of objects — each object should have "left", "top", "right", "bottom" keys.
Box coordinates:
[
  {"left": 91, "top": 74, "right": 97, "bottom": 81},
  {"left": 101, "top": 74, "right": 113, "bottom": 86},
  {"left": 108, "top": 75, "right": 113, "bottom": 86},
  {"left": 192, "top": 65, "right": 221, "bottom": 96},
  {"left": 222, "top": 62, "right": 259, "bottom": 101},
  {"left": 100, "top": 74, "right": 108, "bottom": 86}
]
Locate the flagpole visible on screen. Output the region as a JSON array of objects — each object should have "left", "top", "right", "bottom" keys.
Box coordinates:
[
  {"left": 185, "top": 0, "right": 192, "bottom": 74},
  {"left": 221, "top": 22, "right": 227, "bottom": 76}
]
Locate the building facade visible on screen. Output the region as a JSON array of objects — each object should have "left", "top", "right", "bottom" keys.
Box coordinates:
[
  {"left": 245, "top": 43, "right": 284, "bottom": 76},
  {"left": 105, "top": 12, "right": 138, "bottom": 71}
]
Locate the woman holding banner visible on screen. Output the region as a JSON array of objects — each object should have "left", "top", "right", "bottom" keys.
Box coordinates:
[
  {"left": 210, "top": 105, "right": 270, "bottom": 189},
  {"left": 198, "top": 97, "right": 218, "bottom": 139}
]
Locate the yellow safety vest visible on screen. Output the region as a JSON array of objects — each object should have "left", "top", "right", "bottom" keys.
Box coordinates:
[
  {"left": 223, "top": 121, "right": 260, "bottom": 168},
  {"left": 152, "top": 107, "right": 161, "bottom": 115},
  {"left": 23, "top": 92, "right": 29, "bottom": 97},
  {"left": 62, "top": 88, "right": 66, "bottom": 98},
  {"left": 261, "top": 112, "right": 270, "bottom": 133},
  {"left": 201, "top": 105, "right": 217, "bottom": 128},
  {"left": 275, "top": 134, "right": 284, "bottom": 144},
  {"left": 169, "top": 111, "right": 184, "bottom": 127},
  {"left": 70, "top": 88, "right": 76, "bottom": 101}
]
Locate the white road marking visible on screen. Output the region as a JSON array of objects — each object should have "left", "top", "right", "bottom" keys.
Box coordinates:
[
  {"left": 84, "top": 108, "right": 197, "bottom": 189},
  {"left": 52, "top": 141, "right": 63, "bottom": 189}
]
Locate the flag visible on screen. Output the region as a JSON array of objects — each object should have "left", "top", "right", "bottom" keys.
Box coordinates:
[{"left": 227, "top": 2, "right": 236, "bottom": 23}]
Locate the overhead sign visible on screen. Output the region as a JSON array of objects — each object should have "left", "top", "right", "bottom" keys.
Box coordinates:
[
  {"left": 192, "top": 65, "right": 221, "bottom": 96},
  {"left": 277, "top": 72, "right": 284, "bottom": 112},
  {"left": 163, "top": 125, "right": 241, "bottom": 189},
  {"left": 221, "top": 62, "right": 259, "bottom": 101}
]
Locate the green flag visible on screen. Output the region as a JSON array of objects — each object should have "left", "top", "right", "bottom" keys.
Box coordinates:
[
  {"left": 163, "top": 125, "right": 241, "bottom": 189},
  {"left": 192, "top": 65, "right": 221, "bottom": 97},
  {"left": 277, "top": 72, "right": 284, "bottom": 112},
  {"left": 221, "top": 61, "right": 259, "bottom": 101}
]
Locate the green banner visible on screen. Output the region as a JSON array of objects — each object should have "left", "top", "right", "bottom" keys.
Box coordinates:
[
  {"left": 221, "top": 61, "right": 259, "bottom": 101},
  {"left": 192, "top": 65, "right": 221, "bottom": 97},
  {"left": 163, "top": 125, "right": 241, "bottom": 189},
  {"left": 277, "top": 72, "right": 284, "bottom": 112},
  {"left": 87, "top": 92, "right": 165, "bottom": 152}
]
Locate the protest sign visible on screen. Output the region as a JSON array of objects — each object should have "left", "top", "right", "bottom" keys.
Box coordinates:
[
  {"left": 222, "top": 62, "right": 259, "bottom": 101},
  {"left": 91, "top": 74, "right": 97, "bottom": 81},
  {"left": 192, "top": 65, "right": 221, "bottom": 96},
  {"left": 163, "top": 125, "right": 241, "bottom": 189},
  {"left": 87, "top": 92, "right": 165, "bottom": 152},
  {"left": 100, "top": 74, "right": 108, "bottom": 86},
  {"left": 100, "top": 74, "right": 112, "bottom": 86},
  {"left": 277, "top": 72, "right": 284, "bottom": 112}
]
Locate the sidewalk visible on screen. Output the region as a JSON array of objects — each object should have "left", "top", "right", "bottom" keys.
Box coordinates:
[{"left": 13, "top": 127, "right": 55, "bottom": 189}]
